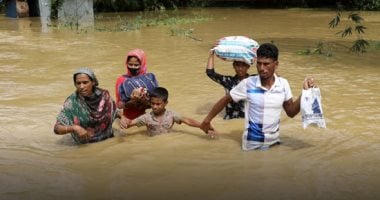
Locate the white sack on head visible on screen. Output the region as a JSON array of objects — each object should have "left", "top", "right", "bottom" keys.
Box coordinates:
[{"left": 213, "top": 36, "right": 259, "bottom": 65}]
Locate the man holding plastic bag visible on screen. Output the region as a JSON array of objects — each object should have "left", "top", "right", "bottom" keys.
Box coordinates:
[{"left": 200, "top": 43, "right": 325, "bottom": 151}]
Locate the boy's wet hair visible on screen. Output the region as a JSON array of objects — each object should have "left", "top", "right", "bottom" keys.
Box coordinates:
[
  {"left": 257, "top": 43, "right": 279, "bottom": 61},
  {"left": 149, "top": 87, "right": 169, "bottom": 102}
]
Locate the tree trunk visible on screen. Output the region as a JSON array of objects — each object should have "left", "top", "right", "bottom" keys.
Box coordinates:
[
  {"left": 38, "top": 0, "right": 51, "bottom": 32},
  {"left": 58, "top": 0, "right": 94, "bottom": 30}
]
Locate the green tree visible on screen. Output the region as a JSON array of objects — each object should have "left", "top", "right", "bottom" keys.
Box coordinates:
[{"left": 329, "top": 4, "right": 369, "bottom": 53}]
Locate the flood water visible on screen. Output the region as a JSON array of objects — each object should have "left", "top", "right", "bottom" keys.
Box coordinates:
[{"left": 0, "top": 8, "right": 379, "bottom": 200}]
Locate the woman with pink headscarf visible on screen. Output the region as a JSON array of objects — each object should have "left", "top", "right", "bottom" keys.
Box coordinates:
[{"left": 115, "top": 49, "right": 158, "bottom": 120}]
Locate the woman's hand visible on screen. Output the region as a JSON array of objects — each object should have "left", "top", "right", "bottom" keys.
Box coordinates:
[
  {"left": 117, "top": 101, "right": 125, "bottom": 109},
  {"left": 131, "top": 87, "right": 147, "bottom": 101},
  {"left": 72, "top": 125, "right": 91, "bottom": 141},
  {"left": 119, "top": 116, "right": 131, "bottom": 129}
]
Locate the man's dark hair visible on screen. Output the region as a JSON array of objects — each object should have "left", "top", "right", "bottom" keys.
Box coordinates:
[
  {"left": 149, "top": 87, "right": 169, "bottom": 102},
  {"left": 257, "top": 43, "right": 279, "bottom": 61}
]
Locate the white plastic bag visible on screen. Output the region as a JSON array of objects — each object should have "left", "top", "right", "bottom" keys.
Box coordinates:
[{"left": 301, "top": 87, "right": 326, "bottom": 129}]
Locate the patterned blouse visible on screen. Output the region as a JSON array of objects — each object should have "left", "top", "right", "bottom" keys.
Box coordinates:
[
  {"left": 55, "top": 88, "right": 117, "bottom": 144},
  {"left": 206, "top": 68, "right": 247, "bottom": 120}
]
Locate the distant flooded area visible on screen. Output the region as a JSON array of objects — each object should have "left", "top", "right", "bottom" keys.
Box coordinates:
[{"left": 0, "top": 8, "right": 379, "bottom": 200}]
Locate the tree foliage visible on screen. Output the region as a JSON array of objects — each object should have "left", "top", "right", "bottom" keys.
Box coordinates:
[
  {"left": 51, "top": 0, "right": 64, "bottom": 19},
  {"left": 349, "top": 0, "right": 380, "bottom": 10},
  {"left": 328, "top": 4, "right": 369, "bottom": 53}
]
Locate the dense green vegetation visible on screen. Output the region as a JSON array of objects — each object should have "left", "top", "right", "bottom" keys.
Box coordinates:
[
  {"left": 94, "top": 10, "right": 209, "bottom": 41},
  {"left": 1, "top": 1, "right": 379, "bottom": 15},
  {"left": 91, "top": 0, "right": 380, "bottom": 11}
]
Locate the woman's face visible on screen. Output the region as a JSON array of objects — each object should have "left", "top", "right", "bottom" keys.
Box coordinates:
[
  {"left": 75, "top": 73, "right": 95, "bottom": 97},
  {"left": 127, "top": 56, "right": 141, "bottom": 76}
]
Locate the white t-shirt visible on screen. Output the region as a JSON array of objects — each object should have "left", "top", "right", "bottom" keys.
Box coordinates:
[{"left": 230, "top": 74, "right": 293, "bottom": 150}]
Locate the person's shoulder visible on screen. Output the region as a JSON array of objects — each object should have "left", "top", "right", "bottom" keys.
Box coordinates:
[
  {"left": 136, "top": 112, "right": 150, "bottom": 121},
  {"left": 116, "top": 75, "right": 126, "bottom": 84},
  {"left": 165, "top": 109, "right": 183, "bottom": 122},
  {"left": 164, "top": 109, "right": 175, "bottom": 115},
  {"left": 69, "top": 91, "right": 79, "bottom": 98},
  {"left": 277, "top": 76, "right": 289, "bottom": 82},
  {"left": 142, "top": 111, "right": 152, "bottom": 118},
  {"left": 165, "top": 109, "right": 181, "bottom": 117},
  {"left": 276, "top": 76, "right": 290, "bottom": 87},
  {"left": 145, "top": 72, "right": 156, "bottom": 78},
  {"left": 63, "top": 92, "right": 77, "bottom": 104},
  {"left": 246, "top": 74, "right": 259, "bottom": 81},
  {"left": 98, "top": 88, "right": 111, "bottom": 94}
]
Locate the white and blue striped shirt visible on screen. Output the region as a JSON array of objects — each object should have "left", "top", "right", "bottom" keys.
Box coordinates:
[{"left": 230, "top": 74, "right": 293, "bottom": 150}]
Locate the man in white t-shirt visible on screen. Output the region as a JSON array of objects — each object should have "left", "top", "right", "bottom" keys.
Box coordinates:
[{"left": 200, "top": 43, "right": 315, "bottom": 151}]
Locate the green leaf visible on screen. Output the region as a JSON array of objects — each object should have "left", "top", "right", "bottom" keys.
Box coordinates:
[
  {"left": 329, "top": 14, "right": 340, "bottom": 28},
  {"left": 350, "top": 39, "right": 370, "bottom": 53},
  {"left": 348, "top": 13, "right": 364, "bottom": 24},
  {"left": 296, "top": 49, "right": 311, "bottom": 55},
  {"left": 340, "top": 27, "right": 352, "bottom": 38},
  {"left": 355, "top": 25, "right": 367, "bottom": 34}
]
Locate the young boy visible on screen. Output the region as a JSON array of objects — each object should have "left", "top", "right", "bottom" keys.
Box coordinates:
[
  {"left": 120, "top": 87, "right": 216, "bottom": 137},
  {"left": 206, "top": 49, "right": 252, "bottom": 120}
]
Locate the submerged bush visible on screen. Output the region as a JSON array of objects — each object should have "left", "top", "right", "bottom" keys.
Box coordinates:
[
  {"left": 297, "top": 41, "right": 333, "bottom": 57},
  {"left": 93, "top": 0, "right": 207, "bottom": 12},
  {"left": 95, "top": 10, "right": 211, "bottom": 42}
]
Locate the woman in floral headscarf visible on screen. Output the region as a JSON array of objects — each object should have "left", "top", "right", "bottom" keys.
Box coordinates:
[
  {"left": 115, "top": 49, "right": 158, "bottom": 120},
  {"left": 54, "top": 67, "right": 122, "bottom": 144}
]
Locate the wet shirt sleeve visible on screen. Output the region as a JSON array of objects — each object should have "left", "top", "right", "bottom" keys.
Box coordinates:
[
  {"left": 171, "top": 110, "right": 182, "bottom": 124},
  {"left": 135, "top": 114, "right": 147, "bottom": 127},
  {"left": 206, "top": 68, "right": 234, "bottom": 90},
  {"left": 230, "top": 78, "right": 248, "bottom": 102},
  {"left": 281, "top": 78, "right": 293, "bottom": 101},
  {"left": 56, "top": 94, "right": 76, "bottom": 126}
]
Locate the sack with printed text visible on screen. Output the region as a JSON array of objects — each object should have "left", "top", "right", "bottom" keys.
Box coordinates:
[
  {"left": 301, "top": 87, "right": 326, "bottom": 129},
  {"left": 213, "top": 36, "right": 259, "bottom": 65}
]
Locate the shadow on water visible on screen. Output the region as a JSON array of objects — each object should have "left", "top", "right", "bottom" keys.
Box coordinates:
[
  {"left": 220, "top": 129, "right": 314, "bottom": 150},
  {"left": 280, "top": 135, "right": 314, "bottom": 150},
  {"left": 221, "top": 129, "right": 242, "bottom": 144}
]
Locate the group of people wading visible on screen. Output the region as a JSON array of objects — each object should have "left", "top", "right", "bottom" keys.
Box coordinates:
[{"left": 54, "top": 43, "right": 316, "bottom": 151}]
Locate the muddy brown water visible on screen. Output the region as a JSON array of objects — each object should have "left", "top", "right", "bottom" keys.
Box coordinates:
[{"left": 0, "top": 8, "right": 379, "bottom": 200}]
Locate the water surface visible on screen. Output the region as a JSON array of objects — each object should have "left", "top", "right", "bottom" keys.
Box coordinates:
[{"left": 0, "top": 8, "right": 379, "bottom": 200}]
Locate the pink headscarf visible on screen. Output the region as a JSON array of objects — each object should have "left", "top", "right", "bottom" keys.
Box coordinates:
[{"left": 125, "top": 49, "right": 147, "bottom": 76}]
